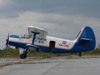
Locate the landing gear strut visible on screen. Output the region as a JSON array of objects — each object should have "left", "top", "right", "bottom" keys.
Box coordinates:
[{"left": 20, "top": 48, "right": 30, "bottom": 59}]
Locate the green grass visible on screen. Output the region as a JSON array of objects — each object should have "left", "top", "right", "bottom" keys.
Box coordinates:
[
  {"left": 83, "top": 48, "right": 100, "bottom": 55},
  {"left": 0, "top": 48, "right": 19, "bottom": 58},
  {"left": 0, "top": 47, "right": 100, "bottom": 58}
]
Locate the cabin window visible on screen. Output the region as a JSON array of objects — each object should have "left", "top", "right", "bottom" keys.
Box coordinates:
[
  {"left": 42, "top": 41, "right": 44, "bottom": 43},
  {"left": 39, "top": 40, "right": 41, "bottom": 43}
]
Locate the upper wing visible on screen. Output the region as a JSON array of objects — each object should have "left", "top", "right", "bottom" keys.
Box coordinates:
[{"left": 28, "top": 26, "right": 48, "bottom": 38}]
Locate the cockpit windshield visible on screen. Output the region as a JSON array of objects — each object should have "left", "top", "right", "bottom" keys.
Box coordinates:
[{"left": 21, "top": 34, "right": 32, "bottom": 39}]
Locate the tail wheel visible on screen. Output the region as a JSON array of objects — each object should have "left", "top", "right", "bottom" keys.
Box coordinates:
[
  {"left": 79, "top": 52, "right": 82, "bottom": 57},
  {"left": 20, "top": 54, "right": 27, "bottom": 59}
]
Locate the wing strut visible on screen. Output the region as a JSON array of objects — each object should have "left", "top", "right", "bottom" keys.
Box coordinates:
[{"left": 31, "top": 31, "right": 40, "bottom": 45}]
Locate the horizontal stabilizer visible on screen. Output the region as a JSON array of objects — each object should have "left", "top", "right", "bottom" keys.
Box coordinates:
[{"left": 80, "top": 38, "right": 92, "bottom": 43}]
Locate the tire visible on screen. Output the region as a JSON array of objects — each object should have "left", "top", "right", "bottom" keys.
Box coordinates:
[
  {"left": 79, "top": 52, "right": 82, "bottom": 57},
  {"left": 20, "top": 54, "right": 27, "bottom": 59}
]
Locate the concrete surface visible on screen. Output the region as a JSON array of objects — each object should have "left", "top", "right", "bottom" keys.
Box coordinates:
[{"left": 0, "top": 57, "right": 100, "bottom": 75}]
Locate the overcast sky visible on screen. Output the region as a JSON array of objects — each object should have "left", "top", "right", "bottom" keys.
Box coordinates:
[{"left": 0, "top": 0, "right": 100, "bottom": 49}]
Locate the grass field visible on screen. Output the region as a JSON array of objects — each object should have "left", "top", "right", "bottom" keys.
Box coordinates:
[{"left": 0, "top": 46, "right": 100, "bottom": 58}]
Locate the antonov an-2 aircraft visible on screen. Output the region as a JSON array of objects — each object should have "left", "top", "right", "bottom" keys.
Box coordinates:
[{"left": 6, "top": 26, "right": 96, "bottom": 59}]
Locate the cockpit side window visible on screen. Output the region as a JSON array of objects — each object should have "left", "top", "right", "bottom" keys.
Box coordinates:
[{"left": 21, "top": 34, "right": 32, "bottom": 39}]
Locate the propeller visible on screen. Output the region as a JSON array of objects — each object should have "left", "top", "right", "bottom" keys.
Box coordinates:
[{"left": 6, "top": 33, "right": 9, "bottom": 47}]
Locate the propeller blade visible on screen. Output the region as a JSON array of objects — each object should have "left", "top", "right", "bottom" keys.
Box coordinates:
[{"left": 6, "top": 33, "right": 9, "bottom": 47}]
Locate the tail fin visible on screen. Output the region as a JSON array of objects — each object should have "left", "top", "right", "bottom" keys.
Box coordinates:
[{"left": 76, "top": 26, "right": 96, "bottom": 50}]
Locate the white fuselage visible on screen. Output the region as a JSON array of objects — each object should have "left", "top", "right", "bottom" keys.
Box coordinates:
[{"left": 9, "top": 36, "right": 76, "bottom": 50}]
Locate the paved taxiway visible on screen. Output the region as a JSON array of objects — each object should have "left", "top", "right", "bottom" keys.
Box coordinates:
[{"left": 0, "top": 57, "right": 100, "bottom": 75}]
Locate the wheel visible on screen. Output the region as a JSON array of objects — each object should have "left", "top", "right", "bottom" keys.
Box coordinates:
[
  {"left": 79, "top": 52, "right": 82, "bottom": 57},
  {"left": 20, "top": 54, "right": 27, "bottom": 59}
]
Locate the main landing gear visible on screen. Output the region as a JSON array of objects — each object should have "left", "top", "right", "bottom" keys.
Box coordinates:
[
  {"left": 20, "top": 47, "right": 39, "bottom": 59},
  {"left": 20, "top": 31, "right": 40, "bottom": 59},
  {"left": 20, "top": 54, "right": 27, "bottom": 59},
  {"left": 20, "top": 48, "right": 30, "bottom": 59}
]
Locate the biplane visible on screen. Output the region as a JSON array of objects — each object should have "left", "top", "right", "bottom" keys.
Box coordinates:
[{"left": 6, "top": 26, "right": 96, "bottom": 59}]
